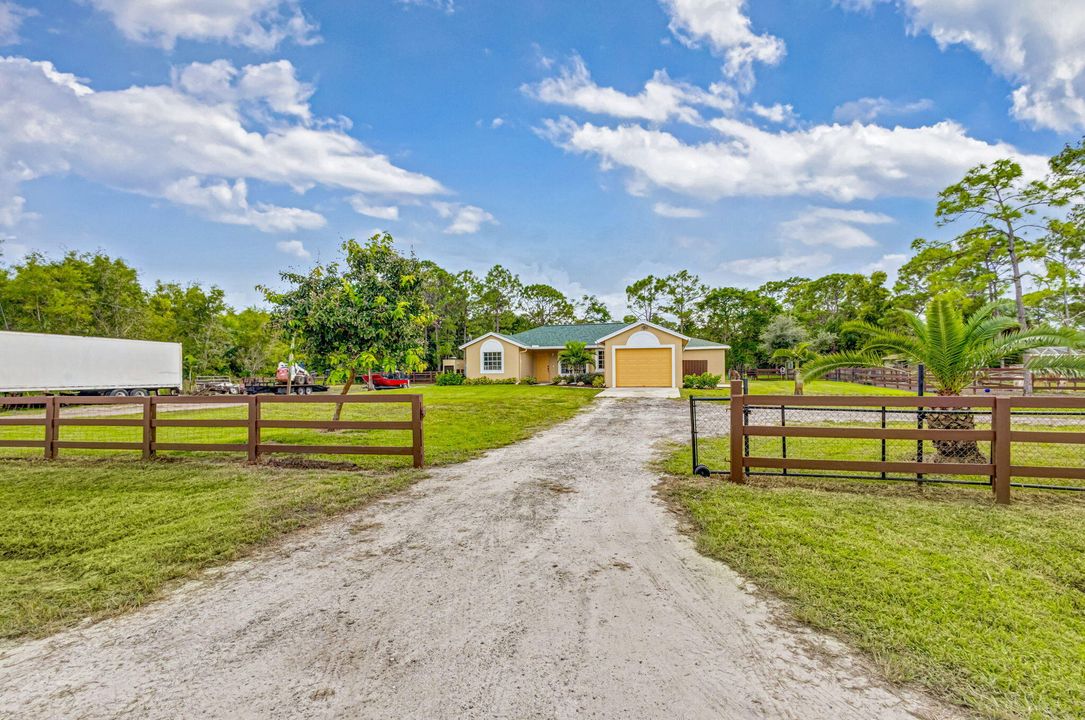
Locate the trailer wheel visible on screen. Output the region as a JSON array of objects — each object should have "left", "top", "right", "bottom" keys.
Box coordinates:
[
  {"left": 107, "top": 388, "right": 128, "bottom": 397},
  {"left": 303, "top": 386, "right": 313, "bottom": 395},
  {"left": 129, "top": 388, "right": 149, "bottom": 397}
]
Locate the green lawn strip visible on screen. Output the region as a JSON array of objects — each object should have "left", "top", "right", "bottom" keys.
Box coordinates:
[
  {"left": 660, "top": 454, "right": 1085, "bottom": 719},
  {"left": 671, "top": 426, "right": 1083, "bottom": 489},
  {"left": 679, "top": 379, "right": 918, "bottom": 399},
  {"left": 0, "top": 385, "right": 598, "bottom": 638}
]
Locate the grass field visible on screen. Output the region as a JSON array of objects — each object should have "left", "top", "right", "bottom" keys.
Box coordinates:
[
  {"left": 679, "top": 379, "right": 917, "bottom": 399},
  {"left": 660, "top": 450, "right": 1085, "bottom": 719},
  {"left": 0, "top": 385, "right": 598, "bottom": 638}
]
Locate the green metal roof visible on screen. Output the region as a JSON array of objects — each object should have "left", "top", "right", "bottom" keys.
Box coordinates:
[
  {"left": 503, "top": 322, "right": 728, "bottom": 349},
  {"left": 507, "top": 323, "right": 627, "bottom": 347},
  {"left": 686, "top": 337, "right": 728, "bottom": 348}
]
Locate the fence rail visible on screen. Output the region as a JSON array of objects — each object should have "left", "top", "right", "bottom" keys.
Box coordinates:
[
  {"left": 689, "top": 380, "right": 1085, "bottom": 503},
  {"left": 744, "top": 366, "right": 1085, "bottom": 394},
  {"left": 0, "top": 394, "right": 424, "bottom": 467}
]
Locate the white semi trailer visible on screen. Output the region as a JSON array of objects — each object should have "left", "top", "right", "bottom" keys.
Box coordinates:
[{"left": 0, "top": 331, "right": 183, "bottom": 396}]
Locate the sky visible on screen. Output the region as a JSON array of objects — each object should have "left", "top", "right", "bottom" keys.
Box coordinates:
[{"left": 1, "top": 0, "right": 1083, "bottom": 315}]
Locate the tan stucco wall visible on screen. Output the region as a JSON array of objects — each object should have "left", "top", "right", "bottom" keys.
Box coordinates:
[
  {"left": 683, "top": 348, "right": 727, "bottom": 381},
  {"left": 602, "top": 324, "right": 687, "bottom": 388},
  {"left": 464, "top": 336, "right": 522, "bottom": 381}
]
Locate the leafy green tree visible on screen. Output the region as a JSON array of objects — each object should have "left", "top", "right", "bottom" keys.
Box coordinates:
[
  {"left": 661, "top": 270, "right": 707, "bottom": 335},
  {"left": 935, "top": 158, "right": 1080, "bottom": 329},
  {"left": 264, "top": 233, "right": 428, "bottom": 416},
  {"left": 758, "top": 315, "right": 806, "bottom": 356},
  {"left": 803, "top": 297, "right": 1075, "bottom": 460},
  {"left": 576, "top": 294, "right": 612, "bottom": 323},
  {"left": 557, "top": 341, "right": 593, "bottom": 375},
  {"left": 145, "top": 282, "right": 229, "bottom": 378},
  {"left": 783, "top": 273, "right": 891, "bottom": 346},
  {"left": 521, "top": 283, "right": 575, "bottom": 326},
  {"left": 625, "top": 275, "right": 668, "bottom": 323},
  {"left": 222, "top": 308, "right": 286, "bottom": 377},
  {"left": 769, "top": 341, "right": 817, "bottom": 395},
  {"left": 479, "top": 265, "right": 523, "bottom": 333},
  {"left": 697, "top": 287, "right": 779, "bottom": 368},
  {"left": 1034, "top": 211, "right": 1085, "bottom": 325}
]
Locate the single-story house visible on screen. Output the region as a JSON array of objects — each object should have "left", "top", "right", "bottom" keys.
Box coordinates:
[{"left": 459, "top": 321, "right": 728, "bottom": 388}]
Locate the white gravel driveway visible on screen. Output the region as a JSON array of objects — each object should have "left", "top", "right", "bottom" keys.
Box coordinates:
[{"left": 0, "top": 398, "right": 957, "bottom": 719}]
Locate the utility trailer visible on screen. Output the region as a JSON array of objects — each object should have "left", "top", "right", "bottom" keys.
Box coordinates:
[
  {"left": 0, "top": 331, "right": 183, "bottom": 396},
  {"left": 243, "top": 362, "right": 328, "bottom": 395}
]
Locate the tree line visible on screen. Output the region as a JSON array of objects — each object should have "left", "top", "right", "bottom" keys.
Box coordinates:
[{"left": 1, "top": 138, "right": 1081, "bottom": 380}]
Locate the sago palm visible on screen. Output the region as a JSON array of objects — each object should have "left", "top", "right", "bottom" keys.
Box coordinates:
[
  {"left": 803, "top": 296, "right": 1076, "bottom": 461},
  {"left": 769, "top": 341, "right": 817, "bottom": 395}
]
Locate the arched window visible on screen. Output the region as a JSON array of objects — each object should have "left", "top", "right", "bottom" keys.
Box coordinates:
[{"left": 480, "top": 338, "right": 504, "bottom": 373}]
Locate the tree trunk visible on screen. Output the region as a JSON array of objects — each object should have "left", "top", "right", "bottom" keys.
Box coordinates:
[
  {"left": 924, "top": 391, "right": 988, "bottom": 464},
  {"left": 331, "top": 370, "right": 355, "bottom": 423},
  {"left": 1004, "top": 222, "right": 1029, "bottom": 329}
]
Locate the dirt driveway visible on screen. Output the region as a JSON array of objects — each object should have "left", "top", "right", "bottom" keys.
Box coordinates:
[{"left": 0, "top": 398, "right": 956, "bottom": 719}]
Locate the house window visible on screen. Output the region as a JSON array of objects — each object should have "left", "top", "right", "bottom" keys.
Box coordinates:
[
  {"left": 558, "top": 359, "right": 584, "bottom": 375},
  {"left": 595, "top": 349, "right": 605, "bottom": 371},
  {"left": 480, "top": 338, "right": 504, "bottom": 373}
]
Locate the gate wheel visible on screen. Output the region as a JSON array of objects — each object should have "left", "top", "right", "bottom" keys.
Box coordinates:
[{"left": 693, "top": 464, "right": 711, "bottom": 478}]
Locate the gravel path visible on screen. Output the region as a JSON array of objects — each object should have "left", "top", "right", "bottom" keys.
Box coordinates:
[{"left": 0, "top": 398, "right": 958, "bottom": 719}]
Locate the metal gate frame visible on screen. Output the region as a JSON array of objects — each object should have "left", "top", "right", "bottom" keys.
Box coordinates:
[{"left": 689, "top": 395, "right": 729, "bottom": 477}]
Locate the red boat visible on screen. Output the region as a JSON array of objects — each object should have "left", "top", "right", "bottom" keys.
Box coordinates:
[{"left": 360, "top": 372, "right": 411, "bottom": 389}]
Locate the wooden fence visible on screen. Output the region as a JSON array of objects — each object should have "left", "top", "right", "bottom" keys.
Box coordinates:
[
  {"left": 724, "top": 380, "right": 1085, "bottom": 504},
  {"left": 0, "top": 394, "right": 425, "bottom": 467},
  {"left": 823, "top": 366, "right": 1085, "bottom": 394}
]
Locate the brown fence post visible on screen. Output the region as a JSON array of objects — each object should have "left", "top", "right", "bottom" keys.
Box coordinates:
[
  {"left": 43, "top": 395, "right": 57, "bottom": 460},
  {"left": 729, "top": 379, "right": 745, "bottom": 483},
  {"left": 411, "top": 394, "right": 425, "bottom": 469},
  {"left": 993, "top": 396, "right": 1012, "bottom": 505},
  {"left": 247, "top": 396, "right": 259, "bottom": 463},
  {"left": 142, "top": 396, "right": 155, "bottom": 460}
]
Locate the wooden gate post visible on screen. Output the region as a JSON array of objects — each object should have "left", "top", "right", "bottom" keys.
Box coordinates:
[
  {"left": 247, "top": 396, "right": 259, "bottom": 463},
  {"left": 142, "top": 396, "right": 156, "bottom": 460},
  {"left": 411, "top": 394, "right": 425, "bottom": 469},
  {"left": 43, "top": 395, "right": 57, "bottom": 460},
  {"left": 992, "top": 396, "right": 1012, "bottom": 505},
  {"left": 729, "top": 379, "right": 745, "bottom": 484}
]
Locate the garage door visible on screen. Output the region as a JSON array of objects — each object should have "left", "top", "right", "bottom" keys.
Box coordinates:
[{"left": 615, "top": 348, "right": 671, "bottom": 387}]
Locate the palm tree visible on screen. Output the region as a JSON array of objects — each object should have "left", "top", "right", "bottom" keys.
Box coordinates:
[
  {"left": 769, "top": 341, "right": 817, "bottom": 395},
  {"left": 802, "top": 296, "right": 1076, "bottom": 462},
  {"left": 558, "top": 341, "right": 594, "bottom": 379}
]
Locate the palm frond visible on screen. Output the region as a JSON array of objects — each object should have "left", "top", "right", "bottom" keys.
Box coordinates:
[
  {"left": 802, "top": 352, "right": 887, "bottom": 382},
  {"left": 1027, "top": 354, "right": 1085, "bottom": 377}
]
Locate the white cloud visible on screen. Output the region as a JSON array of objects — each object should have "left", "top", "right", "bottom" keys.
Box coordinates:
[
  {"left": 750, "top": 102, "right": 796, "bottom": 124},
  {"left": 0, "top": 57, "right": 448, "bottom": 232},
  {"left": 832, "top": 96, "right": 933, "bottom": 123},
  {"left": 397, "top": 0, "right": 455, "bottom": 12},
  {"left": 839, "top": 0, "right": 1085, "bottom": 131},
  {"left": 433, "top": 202, "right": 497, "bottom": 235},
  {"left": 653, "top": 202, "right": 705, "bottom": 218},
  {"left": 276, "top": 239, "right": 311, "bottom": 259},
  {"left": 348, "top": 195, "right": 400, "bottom": 220},
  {"left": 162, "top": 177, "right": 326, "bottom": 232},
  {"left": 490, "top": 117, "right": 505, "bottom": 128},
  {"left": 777, "top": 206, "right": 894, "bottom": 249},
  {"left": 86, "top": 0, "right": 318, "bottom": 50},
  {"left": 661, "top": 0, "right": 786, "bottom": 88},
  {"left": 0, "top": 2, "right": 33, "bottom": 45},
  {"left": 543, "top": 115, "right": 1047, "bottom": 203},
  {"left": 522, "top": 54, "right": 735, "bottom": 124},
  {"left": 719, "top": 252, "right": 833, "bottom": 279}
]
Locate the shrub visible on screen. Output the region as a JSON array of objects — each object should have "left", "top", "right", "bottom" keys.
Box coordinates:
[
  {"left": 522, "top": 376, "right": 537, "bottom": 385},
  {"left": 683, "top": 372, "right": 723, "bottom": 389},
  {"left": 551, "top": 376, "right": 564, "bottom": 385},
  {"left": 591, "top": 375, "right": 606, "bottom": 388},
  {"left": 463, "top": 376, "right": 492, "bottom": 385},
  {"left": 435, "top": 372, "right": 464, "bottom": 386}
]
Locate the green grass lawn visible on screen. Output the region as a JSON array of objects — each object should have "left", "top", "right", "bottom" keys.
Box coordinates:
[
  {"left": 679, "top": 379, "right": 917, "bottom": 399},
  {"left": 660, "top": 449, "right": 1085, "bottom": 719},
  {"left": 0, "top": 385, "right": 598, "bottom": 639}
]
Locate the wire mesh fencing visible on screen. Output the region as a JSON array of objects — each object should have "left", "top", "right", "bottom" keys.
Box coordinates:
[
  {"left": 0, "top": 394, "right": 424, "bottom": 467},
  {"left": 690, "top": 386, "right": 1085, "bottom": 501}
]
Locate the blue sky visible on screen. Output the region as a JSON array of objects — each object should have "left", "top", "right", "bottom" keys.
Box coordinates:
[{"left": 2, "top": 0, "right": 1083, "bottom": 313}]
